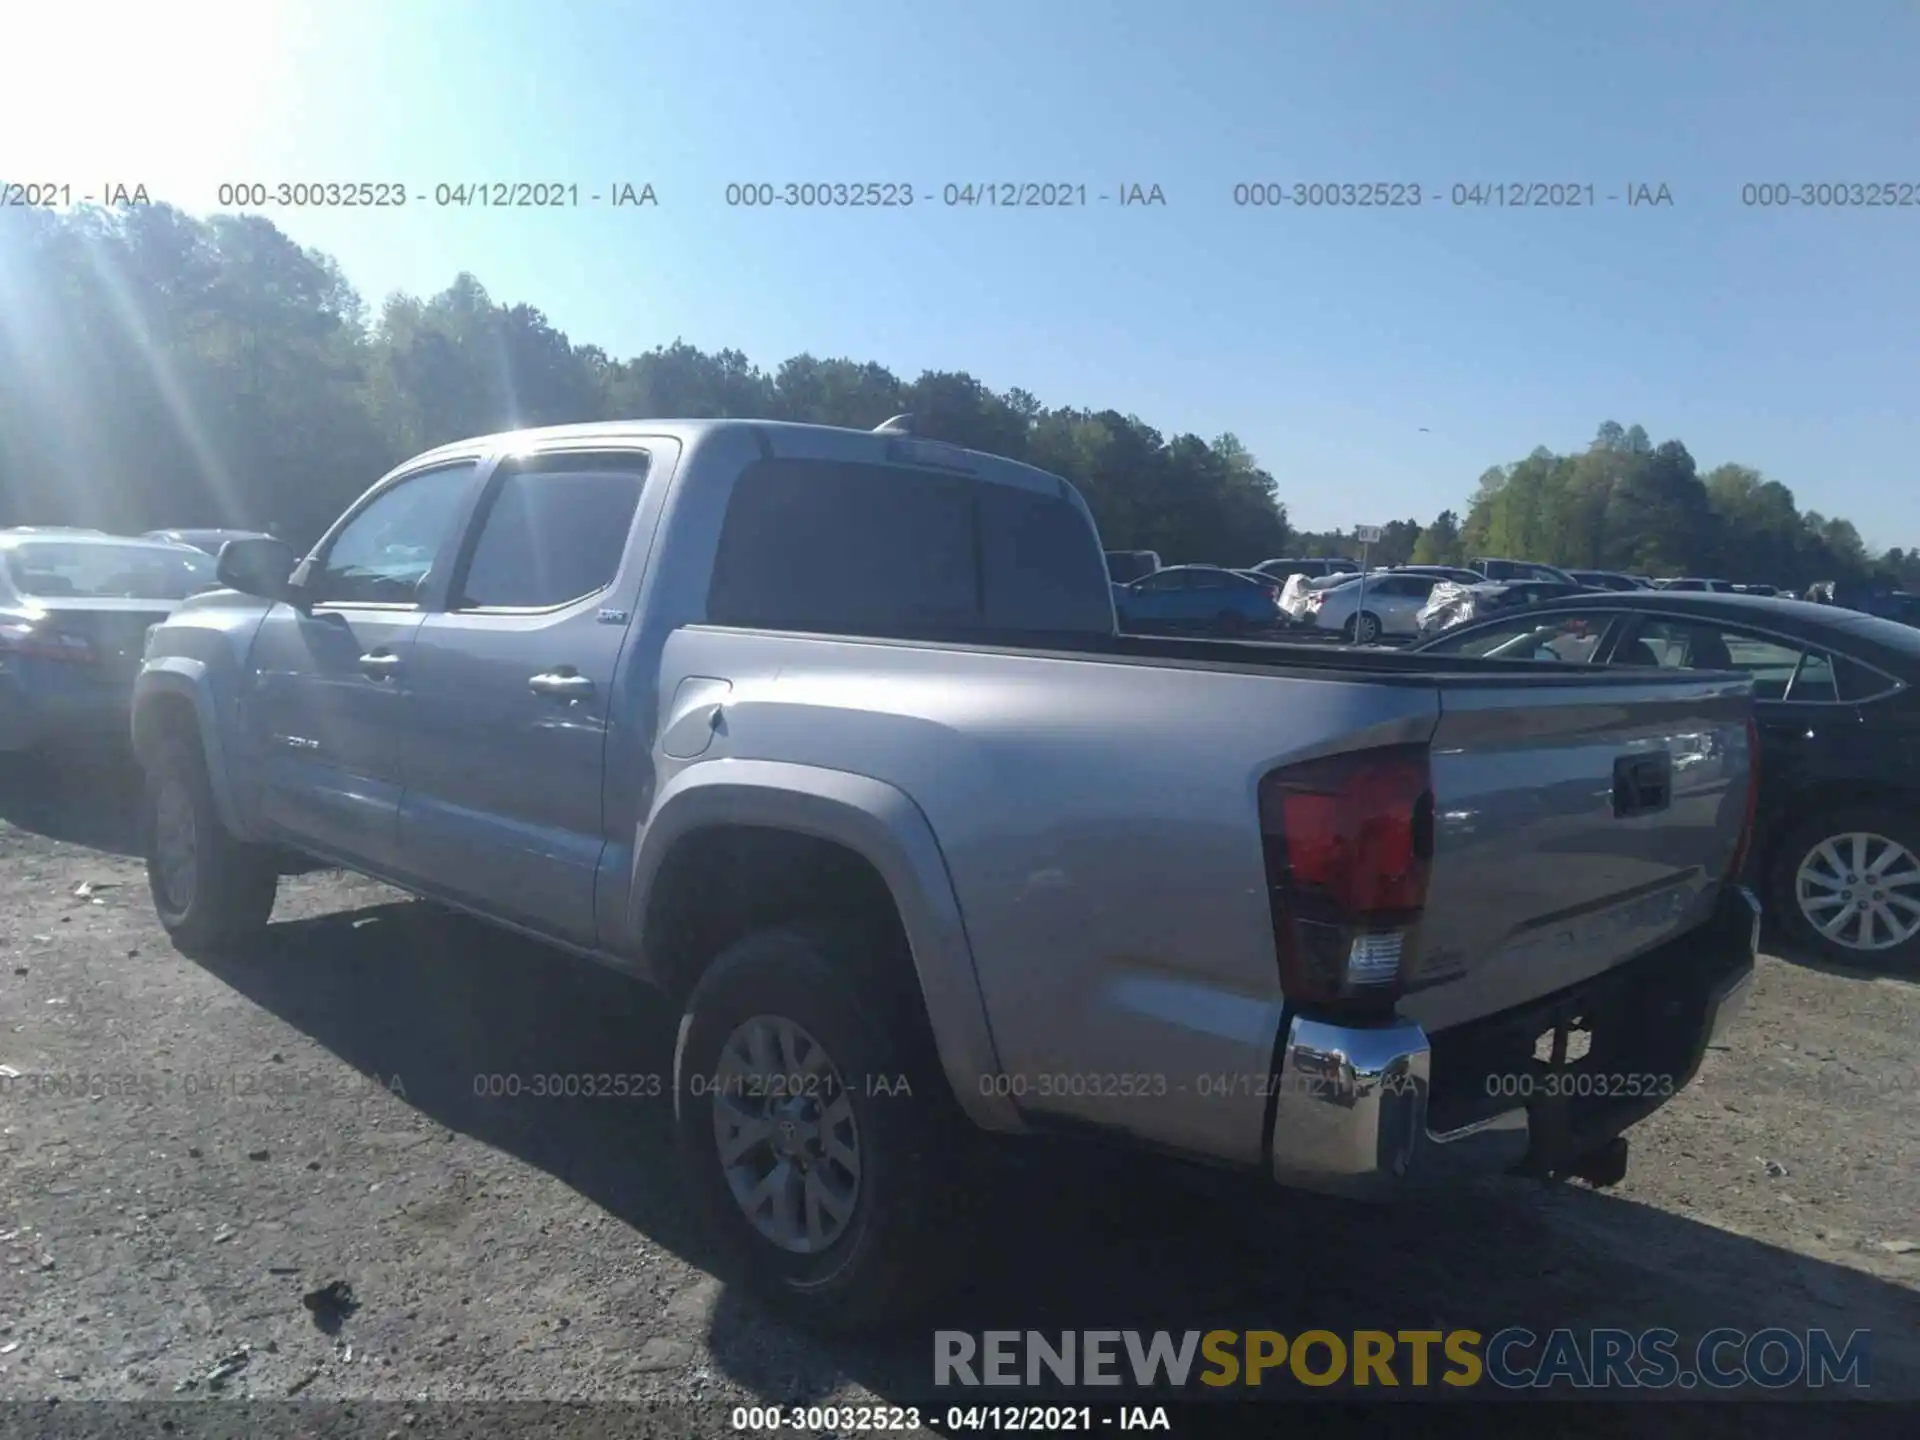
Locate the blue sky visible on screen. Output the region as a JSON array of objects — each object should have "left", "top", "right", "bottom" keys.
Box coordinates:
[{"left": 7, "top": 0, "right": 1918, "bottom": 543}]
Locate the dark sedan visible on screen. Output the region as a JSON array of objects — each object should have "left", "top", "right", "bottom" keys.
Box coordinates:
[
  {"left": 1413, "top": 590, "right": 1920, "bottom": 968},
  {"left": 1, "top": 531, "right": 219, "bottom": 754}
]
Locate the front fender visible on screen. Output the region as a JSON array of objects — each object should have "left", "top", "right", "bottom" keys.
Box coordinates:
[
  {"left": 627, "top": 758, "right": 1022, "bottom": 1133},
  {"left": 131, "top": 660, "right": 251, "bottom": 840}
]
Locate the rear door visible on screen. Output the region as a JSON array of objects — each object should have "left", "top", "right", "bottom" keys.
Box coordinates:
[
  {"left": 395, "top": 449, "right": 651, "bottom": 947},
  {"left": 1609, "top": 612, "right": 1867, "bottom": 859},
  {"left": 1371, "top": 575, "right": 1437, "bottom": 633}
]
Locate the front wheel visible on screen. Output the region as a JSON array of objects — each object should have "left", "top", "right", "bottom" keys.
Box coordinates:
[
  {"left": 1345, "top": 611, "right": 1383, "bottom": 644},
  {"left": 672, "top": 926, "right": 973, "bottom": 1332},
  {"left": 144, "top": 732, "right": 279, "bottom": 956},
  {"left": 1767, "top": 805, "right": 1920, "bottom": 969}
]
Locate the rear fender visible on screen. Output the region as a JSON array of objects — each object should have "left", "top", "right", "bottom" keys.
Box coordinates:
[{"left": 626, "top": 758, "right": 1021, "bottom": 1132}]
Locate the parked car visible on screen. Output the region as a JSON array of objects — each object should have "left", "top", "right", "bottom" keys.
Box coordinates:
[
  {"left": 1733, "top": 584, "right": 1780, "bottom": 598},
  {"left": 0, "top": 530, "right": 218, "bottom": 754},
  {"left": 1115, "top": 563, "right": 1283, "bottom": 634},
  {"left": 1467, "top": 557, "right": 1579, "bottom": 584},
  {"left": 144, "top": 527, "right": 274, "bottom": 556},
  {"left": 1389, "top": 565, "right": 1489, "bottom": 585},
  {"left": 1413, "top": 589, "right": 1920, "bottom": 967},
  {"left": 1302, "top": 570, "right": 1446, "bottom": 642},
  {"left": 1567, "top": 569, "right": 1648, "bottom": 592},
  {"left": 133, "top": 416, "right": 1758, "bottom": 1329},
  {"left": 1414, "top": 579, "right": 1587, "bottom": 637},
  {"left": 1660, "top": 578, "right": 1737, "bottom": 593},
  {"left": 1252, "top": 556, "right": 1357, "bottom": 582}
]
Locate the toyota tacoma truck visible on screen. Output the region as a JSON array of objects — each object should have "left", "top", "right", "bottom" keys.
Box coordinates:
[{"left": 131, "top": 417, "right": 1761, "bottom": 1330}]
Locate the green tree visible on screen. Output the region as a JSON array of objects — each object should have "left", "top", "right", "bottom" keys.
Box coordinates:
[
  {"left": 1411, "top": 510, "right": 1462, "bottom": 565},
  {"left": 2, "top": 206, "right": 1909, "bottom": 587}
]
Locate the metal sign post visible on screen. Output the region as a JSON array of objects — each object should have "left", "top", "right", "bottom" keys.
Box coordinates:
[{"left": 1353, "top": 525, "right": 1383, "bottom": 643}]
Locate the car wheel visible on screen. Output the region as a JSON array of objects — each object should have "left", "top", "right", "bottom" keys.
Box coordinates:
[
  {"left": 1345, "top": 612, "right": 1383, "bottom": 644},
  {"left": 1767, "top": 805, "right": 1920, "bottom": 969},
  {"left": 673, "top": 925, "right": 975, "bottom": 1332},
  {"left": 144, "top": 731, "right": 279, "bottom": 956},
  {"left": 1215, "top": 610, "right": 1245, "bottom": 635}
]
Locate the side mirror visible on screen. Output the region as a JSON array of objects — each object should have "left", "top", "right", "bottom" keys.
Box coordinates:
[{"left": 216, "top": 537, "right": 302, "bottom": 604}]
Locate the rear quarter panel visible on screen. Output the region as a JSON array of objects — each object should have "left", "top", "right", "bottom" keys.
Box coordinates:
[{"left": 648, "top": 626, "right": 1442, "bottom": 1167}]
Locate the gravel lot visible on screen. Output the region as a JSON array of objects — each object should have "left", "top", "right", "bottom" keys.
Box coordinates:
[{"left": 0, "top": 747, "right": 1915, "bottom": 1436}]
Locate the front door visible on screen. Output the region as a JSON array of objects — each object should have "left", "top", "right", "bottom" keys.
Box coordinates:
[
  {"left": 244, "top": 461, "right": 482, "bottom": 871},
  {"left": 396, "top": 450, "right": 651, "bottom": 948}
]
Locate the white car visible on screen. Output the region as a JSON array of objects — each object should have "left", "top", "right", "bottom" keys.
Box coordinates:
[{"left": 1303, "top": 572, "right": 1441, "bottom": 642}]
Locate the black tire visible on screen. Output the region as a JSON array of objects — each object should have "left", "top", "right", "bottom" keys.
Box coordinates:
[
  {"left": 143, "top": 730, "right": 279, "bottom": 956},
  {"left": 1215, "top": 610, "right": 1246, "bottom": 635},
  {"left": 1345, "top": 611, "right": 1383, "bottom": 644},
  {"left": 673, "top": 925, "right": 974, "bottom": 1332},
  {"left": 1766, "top": 804, "right": 1920, "bottom": 970}
]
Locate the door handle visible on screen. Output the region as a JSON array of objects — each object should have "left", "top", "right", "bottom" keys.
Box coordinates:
[
  {"left": 528, "top": 670, "right": 594, "bottom": 699},
  {"left": 1612, "top": 752, "right": 1672, "bottom": 818},
  {"left": 358, "top": 651, "right": 401, "bottom": 680}
]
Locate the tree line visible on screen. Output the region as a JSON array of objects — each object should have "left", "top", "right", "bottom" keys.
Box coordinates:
[
  {"left": 1292, "top": 424, "right": 1918, "bottom": 593},
  {"left": 1, "top": 203, "right": 1912, "bottom": 594}
]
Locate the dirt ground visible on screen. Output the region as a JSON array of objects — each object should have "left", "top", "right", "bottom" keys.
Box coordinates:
[{"left": 0, "top": 747, "right": 1915, "bottom": 1437}]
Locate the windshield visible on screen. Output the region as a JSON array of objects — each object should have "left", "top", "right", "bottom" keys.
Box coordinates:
[{"left": 3, "top": 541, "right": 218, "bottom": 601}]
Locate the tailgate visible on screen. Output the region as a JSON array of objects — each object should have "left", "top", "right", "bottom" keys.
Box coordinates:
[{"left": 1399, "top": 671, "right": 1754, "bottom": 1034}]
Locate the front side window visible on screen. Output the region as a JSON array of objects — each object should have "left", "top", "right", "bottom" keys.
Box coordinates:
[
  {"left": 1428, "top": 611, "right": 1615, "bottom": 662},
  {"left": 455, "top": 454, "right": 647, "bottom": 609},
  {"left": 312, "top": 463, "right": 478, "bottom": 605}
]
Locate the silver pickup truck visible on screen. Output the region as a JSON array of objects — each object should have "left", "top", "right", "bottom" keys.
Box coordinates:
[{"left": 131, "top": 418, "right": 1761, "bottom": 1330}]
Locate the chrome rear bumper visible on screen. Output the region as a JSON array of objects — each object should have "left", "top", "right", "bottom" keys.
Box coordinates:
[{"left": 1268, "top": 885, "right": 1761, "bottom": 1199}]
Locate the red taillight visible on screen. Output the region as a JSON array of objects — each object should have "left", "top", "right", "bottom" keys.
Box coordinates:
[
  {"left": 1727, "top": 714, "right": 1760, "bottom": 880},
  {"left": 1259, "top": 744, "right": 1434, "bottom": 1006},
  {"left": 0, "top": 621, "right": 96, "bottom": 665}
]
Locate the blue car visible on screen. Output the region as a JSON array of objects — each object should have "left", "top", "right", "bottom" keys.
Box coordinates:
[{"left": 1114, "top": 565, "right": 1283, "bottom": 635}]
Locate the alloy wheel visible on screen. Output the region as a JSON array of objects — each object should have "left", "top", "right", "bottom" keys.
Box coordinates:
[
  {"left": 1793, "top": 831, "right": 1920, "bottom": 953},
  {"left": 710, "top": 1015, "right": 862, "bottom": 1254}
]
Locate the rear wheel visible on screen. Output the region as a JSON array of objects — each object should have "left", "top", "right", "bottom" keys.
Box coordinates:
[
  {"left": 1215, "top": 610, "right": 1245, "bottom": 635},
  {"left": 672, "top": 925, "right": 975, "bottom": 1331},
  {"left": 144, "top": 731, "right": 279, "bottom": 956},
  {"left": 1767, "top": 805, "right": 1920, "bottom": 969},
  {"left": 1345, "top": 611, "right": 1383, "bottom": 644}
]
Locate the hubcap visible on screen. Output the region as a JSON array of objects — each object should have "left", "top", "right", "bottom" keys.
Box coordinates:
[
  {"left": 1356, "top": 615, "right": 1379, "bottom": 642},
  {"left": 152, "top": 776, "right": 198, "bottom": 913},
  {"left": 710, "top": 1015, "right": 861, "bottom": 1254},
  {"left": 1794, "top": 831, "right": 1920, "bottom": 953}
]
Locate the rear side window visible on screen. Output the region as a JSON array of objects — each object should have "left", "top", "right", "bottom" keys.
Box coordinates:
[
  {"left": 1832, "top": 654, "right": 1901, "bottom": 704},
  {"left": 708, "top": 458, "right": 1110, "bottom": 640},
  {"left": 456, "top": 455, "right": 647, "bottom": 609}
]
